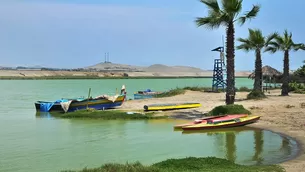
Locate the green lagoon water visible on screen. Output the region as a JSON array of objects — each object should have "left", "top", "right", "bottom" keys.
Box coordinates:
[{"left": 0, "top": 79, "right": 299, "bottom": 172}]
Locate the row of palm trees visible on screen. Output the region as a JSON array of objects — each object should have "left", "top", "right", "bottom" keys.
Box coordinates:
[{"left": 196, "top": 0, "right": 305, "bottom": 104}]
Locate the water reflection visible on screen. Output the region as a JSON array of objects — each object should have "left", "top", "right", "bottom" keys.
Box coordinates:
[
  {"left": 225, "top": 132, "right": 236, "bottom": 162},
  {"left": 181, "top": 126, "right": 297, "bottom": 165},
  {"left": 253, "top": 130, "right": 264, "bottom": 165}
]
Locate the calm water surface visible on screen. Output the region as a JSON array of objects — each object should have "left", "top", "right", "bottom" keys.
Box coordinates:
[{"left": 0, "top": 79, "right": 299, "bottom": 172}]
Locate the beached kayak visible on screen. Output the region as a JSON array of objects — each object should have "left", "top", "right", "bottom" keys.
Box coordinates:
[
  {"left": 173, "top": 115, "right": 227, "bottom": 129},
  {"left": 144, "top": 102, "right": 201, "bottom": 111},
  {"left": 181, "top": 115, "right": 260, "bottom": 130}
]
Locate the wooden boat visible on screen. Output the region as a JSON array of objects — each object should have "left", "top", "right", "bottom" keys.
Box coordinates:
[
  {"left": 173, "top": 115, "right": 227, "bottom": 129},
  {"left": 134, "top": 89, "right": 164, "bottom": 100},
  {"left": 181, "top": 115, "right": 260, "bottom": 130},
  {"left": 35, "top": 94, "right": 126, "bottom": 113},
  {"left": 144, "top": 102, "right": 201, "bottom": 111}
]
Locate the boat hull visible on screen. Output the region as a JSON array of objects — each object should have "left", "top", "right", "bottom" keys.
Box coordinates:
[
  {"left": 134, "top": 94, "right": 154, "bottom": 100},
  {"left": 144, "top": 103, "right": 201, "bottom": 111},
  {"left": 182, "top": 115, "right": 260, "bottom": 131},
  {"left": 35, "top": 95, "right": 125, "bottom": 113},
  {"left": 173, "top": 115, "right": 227, "bottom": 129}
]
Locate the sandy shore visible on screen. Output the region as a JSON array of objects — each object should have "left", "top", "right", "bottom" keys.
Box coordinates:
[{"left": 119, "top": 90, "right": 305, "bottom": 172}]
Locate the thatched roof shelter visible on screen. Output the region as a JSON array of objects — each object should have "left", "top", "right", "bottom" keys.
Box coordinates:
[{"left": 248, "top": 65, "right": 282, "bottom": 79}]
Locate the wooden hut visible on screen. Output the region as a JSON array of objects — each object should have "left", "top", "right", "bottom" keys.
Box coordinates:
[{"left": 248, "top": 65, "right": 282, "bottom": 91}]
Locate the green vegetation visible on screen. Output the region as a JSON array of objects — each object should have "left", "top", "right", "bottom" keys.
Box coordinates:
[
  {"left": 247, "top": 90, "right": 267, "bottom": 99},
  {"left": 237, "top": 29, "right": 277, "bottom": 100},
  {"left": 154, "top": 86, "right": 260, "bottom": 98},
  {"left": 236, "top": 87, "right": 252, "bottom": 92},
  {"left": 294, "top": 63, "right": 305, "bottom": 78},
  {"left": 55, "top": 109, "right": 167, "bottom": 119},
  {"left": 154, "top": 88, "right": 186, "bottom": 98},
  {"left": 288, "top": 82, "right": 305, "bottom": 94},
  {"left": 154, "top": 86, "right": 211, "bottom": 98},
  {"left": 265, "top": 30, "right": 305, "bottom": 96},
  {"left": 207, "top": 104, "right": 251, "bottom": 116},
  {"left": 62, "top": 157, "right": 284, "bottom": 172}
]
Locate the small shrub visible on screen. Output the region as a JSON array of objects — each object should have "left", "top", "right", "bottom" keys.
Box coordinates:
[
  {"left": 237, "top": 87, "right": 252, "bottom": 92},
  {"left": 154, "top": 88, "right": 185, "bottom": 98},
  {"left": 207, "top": 104, "right": 251, "bottom": 116},
  {"left": 183, "top": 86, "right": 209, "bottom": 92},
  {"left": 293, "top": 89, "right": 305, "bottom": 94},
  {"left": 289, "top": 82, "right": 305, "bottom": 92},
  {"left": 247, "top": 90, "right": 267, "bottom": 100}
]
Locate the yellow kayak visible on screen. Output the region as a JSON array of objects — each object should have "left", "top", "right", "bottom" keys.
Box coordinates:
[
  {"left": 144, "top": 102, "right": 201, "bottom": 111},
  {"left": 182, "top": 115, "right": 260, "bottom": 130}
]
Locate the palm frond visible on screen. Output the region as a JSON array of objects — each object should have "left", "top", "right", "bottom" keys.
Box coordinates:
[
  {"left": 274, "top": 36, "right": 284, "bottom": 49},
  {"left": 267, "top": 41, "right": 280, "bottom": 48},
  {"left": 237, "top": 4, "right": 260, "bottom": 25},
  {"left": 264, "top": 46, "right": 277, "bottom": 53},
  {"left": 200, "top": 0, "right": 221, "bottom": 14},
  {"left": 236, "top": 43, "right": 253, "bottom": 52},
  {"left": 293, "top": 43, "right": 305, "bottom": 51},
  {"left": 221, "top": 0, "right": 242, "bottom": 20},
  {"left": 195, "top": 15, "right": 223, "bottom": 29},
  {"left": 265, "top": 32, "right": 279, "bottom": 46}
]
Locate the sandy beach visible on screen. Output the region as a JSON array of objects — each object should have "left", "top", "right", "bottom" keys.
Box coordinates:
[{"left": 119, "top": 90, "right": 305, "bottom": 172}]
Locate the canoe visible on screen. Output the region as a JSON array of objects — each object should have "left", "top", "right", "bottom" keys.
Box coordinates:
[
  {"left": 173, "top": 115, "right": 227, "bottom": 129},
  {"left": 181, "top": 115, "right": 260, "bottom": 130},
  {"left": 144, "top": 102, "right": 201, "bottom": 111},
  {"left": 134, "top": 89, "right": 164, "bottom": 100},
  {"left": 35, "top": 94, "right": 126, "bottom": 113}
]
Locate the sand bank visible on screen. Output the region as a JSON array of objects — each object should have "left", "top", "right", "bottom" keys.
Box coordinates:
[
  {"left": 0, "top": 70, "right": 251, "bottom": 78},
  {"left": 119, "top": 90, "right": 305, "bottom": 172}
]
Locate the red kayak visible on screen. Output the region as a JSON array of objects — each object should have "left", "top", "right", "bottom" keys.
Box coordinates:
[{"left": 173, "top": 114, "right": 248, "bottom": 129}]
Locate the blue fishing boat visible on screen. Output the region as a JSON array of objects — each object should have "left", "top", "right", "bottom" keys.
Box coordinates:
[
  {"left": 134, "top": 89, "right": 164, "bottom": 100},
  {"left": 35, "top": 94, "right": 126, "bottom": 113}
]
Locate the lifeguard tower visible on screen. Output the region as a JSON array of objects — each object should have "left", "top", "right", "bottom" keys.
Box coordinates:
[{"left": 211, "top": 46, "right": 227, "bottom": 92}]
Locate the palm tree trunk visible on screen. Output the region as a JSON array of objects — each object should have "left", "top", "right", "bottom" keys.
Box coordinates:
[
  {"left": 225, "top": 22, "right": 235, "bottom": 105},
  {"left": 253, "top": 49, "right": 263, "bottom": 92},
  {"left": 281, "top": 50, "right": 289, "bottom": 96}
]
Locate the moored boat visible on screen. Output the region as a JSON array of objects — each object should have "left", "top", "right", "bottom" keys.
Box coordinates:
[
  {"left": 35, "top": 93, "right": 126, "bottom": 113},
  {"left": 181, "top": 115, "right": 260, "bottom": 130},
  {"left": 144, "top": 102, "right": 201, "bottom": 111},
  {"left": 134, "top": 89, "right": 164, "bottom": 100}
]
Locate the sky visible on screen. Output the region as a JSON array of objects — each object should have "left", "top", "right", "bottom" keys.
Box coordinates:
[{"left": 0, "top": 0, "right": 304, "bottom": 71}]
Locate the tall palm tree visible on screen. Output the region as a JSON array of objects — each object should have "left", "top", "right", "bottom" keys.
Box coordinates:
[
  {"left": 196, "top": 0, "right": 260, "bottom": 104},
  {"left": 265, "top": 30, "right": 305, "bottom": 96},
  {"left": 236, "top": 29, "right": 277, "bottom": 94}
]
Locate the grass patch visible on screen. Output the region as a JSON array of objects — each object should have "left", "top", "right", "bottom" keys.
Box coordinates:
[
  {"left": 236, "top": 87, "right": 252, "bottom": 92},
  {"left": 207, "top": 104, "right": 251, "bottom": 116},
  {"left": 247, "top": 90, "right": 267, "bottom": 100},
  {"left": 58, "top": 109, "right": 167, "bottom": 119},
  {"left": 154, "top": 88, "right": 186, "bottom": 98},
  {"left": 289, "top": 82, "right": 305, "bottom": 94},
  {"left": 183, "top": 86, "right": 211, "bottom": 92},
  {"left": 62, "top": 157, "right": 284, "bottom": 172}
]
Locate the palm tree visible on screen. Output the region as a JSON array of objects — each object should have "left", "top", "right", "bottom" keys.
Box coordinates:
[
  {"left": 196, "top": 0, "right": 260, "bottom": 104},
  {"left": 265, "top": 30, "right": 305, "bottom": 96},
  {"left": 236, "top": 29, "right": 277, "bottom": 94}
]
